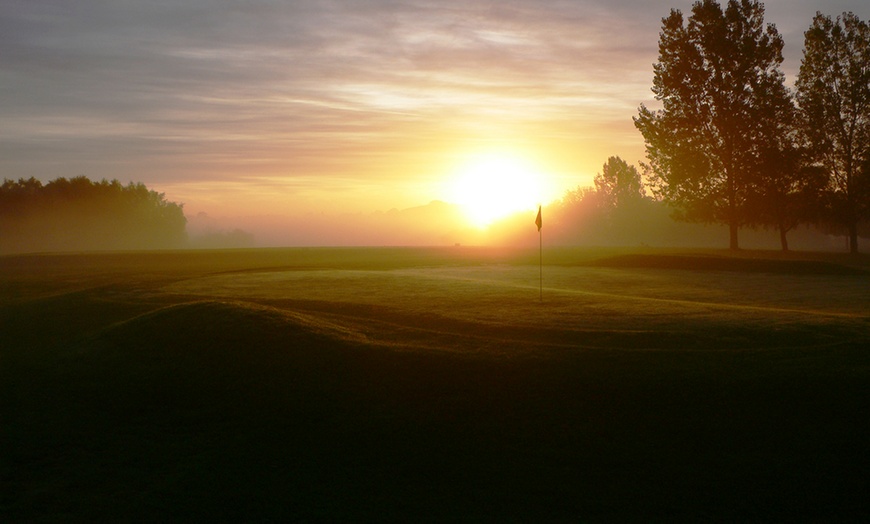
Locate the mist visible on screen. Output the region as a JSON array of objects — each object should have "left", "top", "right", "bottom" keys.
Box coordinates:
[
  {"left": 0, "top": 177, "right": 186, "bottom": 254},
  {"left": 188, "top": 201, "right": 483, "bottom": 248},
  {"left": 187, "top": 197, "right": 865, "bottom": 253}
]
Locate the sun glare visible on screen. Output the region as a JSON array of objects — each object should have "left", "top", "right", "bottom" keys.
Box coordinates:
[{"left": 448, "top": 153, "right": 544, "bottom": 227}]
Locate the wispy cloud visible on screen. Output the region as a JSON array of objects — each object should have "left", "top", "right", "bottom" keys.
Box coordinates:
[{"left": 1, "top": 0, "right": 867, "bottom": 217}]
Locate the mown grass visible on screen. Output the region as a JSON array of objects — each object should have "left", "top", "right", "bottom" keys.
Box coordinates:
[{"left": 2, "top": 247, "right": 869, "bottom": 521}]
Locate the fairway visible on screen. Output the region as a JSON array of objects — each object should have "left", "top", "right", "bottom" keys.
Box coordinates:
[
  {"left": 168, "top": 261, "right": 870, "bottom": 351},
  {"left": 3, "top": 247, "right": 869, "bottom": 521}
]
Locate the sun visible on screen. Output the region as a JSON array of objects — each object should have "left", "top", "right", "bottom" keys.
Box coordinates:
[{"left": 448, "top": 153, "right": 544, "bottom": 227}]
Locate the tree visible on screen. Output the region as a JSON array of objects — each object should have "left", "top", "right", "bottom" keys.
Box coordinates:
[
  {"left": 634, "top": 0, "right": 791, "bottom": 250},
  {"left": 0, "top": 176, "right": 187, "bottom": 253},
  {"left": 742, "top": 88, "right": 828, "bottom": 251},
  {"left": 747, "top": 158, "right": 828, "bottom": 251},
  {"left": 795, "top": 12, "right": 870, "bottom": 254},
  {"left": 594, "top": 156, "right": 644, "bottom": 209}
]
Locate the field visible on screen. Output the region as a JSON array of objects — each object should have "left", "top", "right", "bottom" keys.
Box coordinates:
[{"left": 2, "top": 246, "right": 869, "bottom": 521}]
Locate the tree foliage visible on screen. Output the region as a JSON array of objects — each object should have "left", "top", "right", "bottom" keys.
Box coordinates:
[
  {"left": 795, "top": 11, "right": 870, "bottom": 253},
  {"left": 594, "top": 156, "right": 645, "bottom": 209},
  {"left": 740, "top": 93, "right": 830, "bottom": 251},
  {"left": 635, "top": 0, "right": 791, "bottom": 250},
  {"left": 0, "top": 176, "right": 187, "bottom": 253},
  {"left": 543, "top": 156, "right": 678, "bottom": 246}
]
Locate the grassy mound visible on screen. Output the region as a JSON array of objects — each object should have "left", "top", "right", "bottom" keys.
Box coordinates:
[
  {"left": 96, "top": 299, "right": 368, "bottom": 353},
  {"left": 4, "top": 250, "right": 869, "bottom": 521}
]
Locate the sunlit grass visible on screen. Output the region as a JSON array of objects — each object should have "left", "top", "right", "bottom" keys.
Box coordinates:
[{"left": 165, "top": 261, "right": 870, "bottom": 351}]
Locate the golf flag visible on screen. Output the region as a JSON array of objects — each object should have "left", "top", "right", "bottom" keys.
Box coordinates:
[{"left": 535, "top": 205, "right": 542, "bottom": 231}]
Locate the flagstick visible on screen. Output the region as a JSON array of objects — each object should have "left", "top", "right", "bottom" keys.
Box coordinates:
[{"left": 535, "top": 204, "right": 543, "bottom": 303}]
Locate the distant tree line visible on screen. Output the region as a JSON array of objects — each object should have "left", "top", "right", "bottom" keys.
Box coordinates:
[
  {"left": 545, "top": 156, "right": 715, "bottom": 248},
  {"left": 557, "top": 157, "right": 652, "bottom": 244},
  {"left": 634, "top": 1, "right": 869, "bottom": 252},
  {"left": 0, "top": 176, "right": 187, "bottom": 253}
]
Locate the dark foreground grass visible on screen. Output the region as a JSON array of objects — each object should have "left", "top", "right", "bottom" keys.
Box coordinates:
[
  {"left": 2, "top": 247, "right": 869, "bottom": 522},
  {"left": 589, "top": 252, "right": 870, "bottom": 275}
]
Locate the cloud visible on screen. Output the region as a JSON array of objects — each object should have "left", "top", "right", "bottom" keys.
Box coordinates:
[{"left": 1, "top": 0, "right": 867, "bottom": 218}]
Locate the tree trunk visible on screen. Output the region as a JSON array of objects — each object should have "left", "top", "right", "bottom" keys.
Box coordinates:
[
  {"left": 779, "top": 224, "right": 789, "bottom": 252},
  {"left": 729, "top": 220, "right": 739, "bottom": 250},
  {"left": 727, "top": 171, "right": 739, "bottom": 251},
  {"left": 849, "top": 222, "right": 859, "bottom": 254}
]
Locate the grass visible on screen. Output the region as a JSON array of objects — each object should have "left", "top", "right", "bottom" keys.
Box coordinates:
[{"left": 2, "top": 246, "right": 869, "bottom": 521}]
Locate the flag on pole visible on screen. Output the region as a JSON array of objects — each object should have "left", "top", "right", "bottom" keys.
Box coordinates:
[{"left": 535, "top": 204, "right": 542, "bottom": 301}]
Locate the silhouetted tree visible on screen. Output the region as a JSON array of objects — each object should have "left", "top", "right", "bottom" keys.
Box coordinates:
[
  {"left": 0, "top": 176, "right": 187, "bottom": 253},
  {"left": 746, "top": 160, "right": 828, "bottom": 251},
  {"left": 795, "top": 11, "right": 870, "bottom": 253},
  {"left": 635, "top": 0, "right": 791, "bottom": 250},
  {"left": 594, "top": 156, "right": 645, "bottom": 209},
  {"left": 740, "top": 87, "right": 827, "bottom": 251}
]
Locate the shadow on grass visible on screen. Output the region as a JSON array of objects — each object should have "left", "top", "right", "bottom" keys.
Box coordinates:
[
  {"left": 4, "top": 295, "right": 869, "bottom": 521},
  {"left": 589, "top": 253, "right": 870, "bottom": 275}
]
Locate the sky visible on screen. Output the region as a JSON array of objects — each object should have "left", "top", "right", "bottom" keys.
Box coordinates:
[{"left": 1, "top": 0, "right": 867, "bottom": 244}]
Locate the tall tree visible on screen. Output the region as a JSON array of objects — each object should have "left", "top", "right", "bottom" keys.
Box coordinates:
[
  {"left": 742, "top": 88, "right": 827, "bottom": 252},
  {"left": 795, "top": 12, "right": 870, "bottom": 254},
  {"left": 634, "top": 0, "right": 790, "bottom": 250}
]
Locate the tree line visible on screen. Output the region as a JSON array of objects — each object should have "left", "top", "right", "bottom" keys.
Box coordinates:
[
  {"left": 634, "top": 1, "right": 869, "bottom": 253},
  {"left": 0, "top": 176, "right": 187, "bottom": 253}
]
